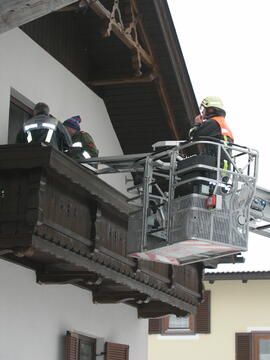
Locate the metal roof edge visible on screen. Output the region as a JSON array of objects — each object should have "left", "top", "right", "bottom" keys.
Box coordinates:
[{"left": 204, "top": 271, "right": 270, "bottom": 281}]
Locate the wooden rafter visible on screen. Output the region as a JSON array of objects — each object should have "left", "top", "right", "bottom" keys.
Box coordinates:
[
  {"left": 86, "top": 0, "right": 153, "bottom": 73},
  {"left": 90, "top": 72, "right": 156, "bottom": 86},
  {"left": 0, "top": 0, "right": 76, "bottom": 35},
  {"left": 87, "top": 0, "right": 180, "bottom": 139}
]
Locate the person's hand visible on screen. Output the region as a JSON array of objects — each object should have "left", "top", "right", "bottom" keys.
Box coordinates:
[{"left": 194, "top": 114, "right": 203, "bottom": 124}]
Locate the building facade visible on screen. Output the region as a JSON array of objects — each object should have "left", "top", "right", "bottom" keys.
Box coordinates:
[
  {"left": 0, "top": 2, "right": 201, "bottom": 360},
  {"left": 149, "top": 272, "right": 270, "bottom": 360},
  {"left": 0, "top": 26, "right": 147, "bottom": 360}
]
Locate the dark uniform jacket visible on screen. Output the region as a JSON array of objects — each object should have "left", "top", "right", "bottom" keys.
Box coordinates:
[
  {"left": 16, "top": 114, "right": 72, "bottom": 152},
  {"left": 189, "top": 116, "right": 234, "bottom": 172},
  {"left": 189, "top": 117, "right": 233, "bottom": 143},
  {"left": 68, "top": 130, "right": 99, "bottom": 161}
]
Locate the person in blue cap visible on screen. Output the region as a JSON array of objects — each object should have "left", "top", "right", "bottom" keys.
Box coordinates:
[{"left": 63, "top": 115, "right": 99, "bottom": 161}]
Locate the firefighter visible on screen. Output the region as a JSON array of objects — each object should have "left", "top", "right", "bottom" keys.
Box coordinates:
[
  {"left": 63, "top": 115, "right": 99, "bottom": 161},
  {"left": 188, "top": 96, "right": 234, "bottom": 190},
  {"left": 16, "top": 102, "right": 72, "bottom": 152},
  {"left": 189, "top": 96, "right": 234, "bottom": 144}
]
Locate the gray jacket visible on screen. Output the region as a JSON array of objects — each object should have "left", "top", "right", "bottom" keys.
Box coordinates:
[{"left": 16, "top": 114, "right": 72, "bottom": 151}]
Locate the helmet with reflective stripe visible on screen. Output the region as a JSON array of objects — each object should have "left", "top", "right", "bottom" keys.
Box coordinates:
[{"left": 201, "top": 96, "right": 224, "bottom": 111}]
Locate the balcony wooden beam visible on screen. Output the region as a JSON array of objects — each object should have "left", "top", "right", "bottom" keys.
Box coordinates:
[
  {"left": 138, "top": 301, "right": 189, "bottom": 319},
  {"left": 92, "top": 290, "right": 150, "bottom": 304},
  {"left": 37, "top": 271, "right": 103, "bottom": 285}
]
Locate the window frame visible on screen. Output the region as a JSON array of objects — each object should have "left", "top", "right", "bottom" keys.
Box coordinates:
[
  {"left": 66, "top": 331, "right": 97, "bottom": 360},
  {"left": 10, "top": 95, "right": 33, "bottom": 115},
  {"left": 163, "top": 314, "right": 195, "bottom": 335},
  {"left": 78, "top": 333, "right": 96, "bottom": 360},
  {"left": 8, "top": 95, "right": 33, "bottom": 144},
  {"left": 149, "top": 290, "right": 211, "bottom": 336},
  {"left": 236, "top": 331, "right": 270, "bottom": 360},
  {"left": 253, "top": 332, "right": 270, "bottom": 360}
]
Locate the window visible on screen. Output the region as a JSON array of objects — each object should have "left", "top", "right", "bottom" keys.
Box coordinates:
[
  {"left": 255, "top": 334, "right": 270, "bottom": 360},
  {"left": 166, "top": 314, "right": 195, "bottom": 334},
  {"left": 149, "top": 290, "right": 211, "bottom": 335},
  {"left": 65, "top": 331, "right": 129, "bottom": 360},
  {"left": 149, "top": 314, "right": 195, "bottom": 335},
  {"left": 8, "top": 96, "right": 33, "bottom": 144},
  {"left": 236, "top": 332, "right": 270, "bottom": 360},
  {"left": 66, "top": 332, "right": 96, "bottom": 360}
]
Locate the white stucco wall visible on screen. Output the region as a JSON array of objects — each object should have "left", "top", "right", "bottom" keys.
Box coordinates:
[
  {"left": 0, "top": 28, "right": 147, "bottom": 359},
  {"left": 0, "top": 259, "right": 148, "bottom": 360},
  {"left": 0, "top": 28, "right": 128, "bottom": 194}
]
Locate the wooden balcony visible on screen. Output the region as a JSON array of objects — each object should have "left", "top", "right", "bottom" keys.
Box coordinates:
[{"left": 0, "top": 144, "right": 203, "bottom": 318}]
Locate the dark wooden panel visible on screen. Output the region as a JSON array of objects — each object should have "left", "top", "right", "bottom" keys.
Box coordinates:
[
  {"left": 105, "top": 342, "right": 129, "bottom": 360},
  {"left": 0, "top": 168, "right": 41, "bottom": 248},
  {"left": 96, "top": 207, "right": 127, "bottom": 256},
  {"left": 65, "top": 332, "right": 79, "bottom": 360},
  {"left": 195, "top": 291, "right": 211, "bottom": 334},
  {"left": 235, "top": 333, "right": 252, "bottom": 360},
  {"left": 149, "top": 317, "right": 169, "bottom": 334},
  {"left": 36, "top": 170, "right": 95, "bottom": 247}
]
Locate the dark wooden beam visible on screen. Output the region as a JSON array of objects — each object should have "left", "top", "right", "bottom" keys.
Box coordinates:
[
  {"left": 90, "top": 73, "right": 156, "bottom": 86},
  {"left": 156, "top": 79, "right": 179, "bottom": 139},
  {"left": 0, "top": 0, "right": 76, "bottom": 35},
  {"left": 37, "top": 271, "right": 103, "bottom": 285},
  {"left": 137, "top": 301, "right": 189, "bottom": 319},
  {"left": 86, "top": 0, "right": 153, "bottom": 68},
  {"left": 86, "top": 0, "right": 180, "bottom": 138},
  {"left": 92, "top": 290, "right": 150, "bottom": 304}
]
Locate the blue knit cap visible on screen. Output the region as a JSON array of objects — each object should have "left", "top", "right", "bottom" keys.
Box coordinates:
[{"left": 63, "top": 115, "right": 81, "bottom": 131}]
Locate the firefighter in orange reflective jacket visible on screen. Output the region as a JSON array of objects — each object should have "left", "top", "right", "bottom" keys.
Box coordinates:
[
  {"left": 189, "top": 96, "right": 234, "bottom": 144},
  {"left": 189, "top": 96, "right": 234, "bottom": 182}
]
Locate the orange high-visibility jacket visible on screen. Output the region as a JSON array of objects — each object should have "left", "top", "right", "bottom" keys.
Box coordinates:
[{"left": 212, "top": 116, "right": 234, "bottom": 142}]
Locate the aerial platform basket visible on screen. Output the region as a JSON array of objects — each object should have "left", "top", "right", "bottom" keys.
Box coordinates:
[
  {"left": 125, "top": 140, "right": 258, "bottom": 265},
  {"left": 81, "top": 139, "right": 259, "bottom": 266},
  {"left": 128, "top": 191, "right": 251, "bottom": 265}
]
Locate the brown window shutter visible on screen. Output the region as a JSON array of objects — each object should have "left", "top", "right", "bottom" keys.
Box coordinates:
[
  {"left": 65, "top": 331, "right": 79, "bottom": 360},
  {"left": 235, "top": 333, "right": 252, "bottom": 360},
  {"left": 149, "top": 316, "right": 169, "bottom": 334},
  {"left": 195, "top": 290, "right": 211, "bottom": 333},
  {"left": 105, "top": 342, "right": 129, "bottom": 360}
]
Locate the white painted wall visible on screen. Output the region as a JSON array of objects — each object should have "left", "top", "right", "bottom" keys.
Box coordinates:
[
  {"left": 0, "top": 259, "right": 148, "bottom": 360},
  {"left": 0, "top": 28, "right": 128, "bottom": 194},
  {"left": 0, "top": 29, "right": 147, "bottom": 359}
]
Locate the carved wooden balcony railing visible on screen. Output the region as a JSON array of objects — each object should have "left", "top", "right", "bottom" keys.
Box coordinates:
[{"left": 0, "top": 144, "right": 203, "bottom": 318}]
